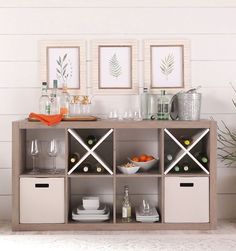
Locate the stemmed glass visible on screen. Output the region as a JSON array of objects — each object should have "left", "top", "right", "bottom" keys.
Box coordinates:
[
  {"left": 30, "top": 139, "right": 40, "bottom": 173},
  {"left": 48, "top": 139, "right": 58, "bottom": 173}
]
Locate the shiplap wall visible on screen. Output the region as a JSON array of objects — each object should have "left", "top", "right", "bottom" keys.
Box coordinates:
[{"left": 0, "top": 0, "right": 236, "bottom": 220}]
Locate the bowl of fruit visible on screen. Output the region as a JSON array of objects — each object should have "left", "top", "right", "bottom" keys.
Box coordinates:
[
  {"left": 128, "top": 154, "right": 158, "bottom": 172},
  {"left": 117, "top": 162, "right": 140, "bottom": 174}
]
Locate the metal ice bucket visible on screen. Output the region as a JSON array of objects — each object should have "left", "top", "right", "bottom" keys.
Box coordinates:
[{"left": 177, "top": 92, "right": 201, "bottom": 120}]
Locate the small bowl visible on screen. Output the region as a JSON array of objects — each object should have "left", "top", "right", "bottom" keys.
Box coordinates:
[
  {"left": 82, "top": 196, "right": 100, "bottom": 210},
  {"left": 117, "top": 165, "right": 140, "bottom": 174},
  {"left": 128, "top": 158, "right": 158, "bottom": 172}
]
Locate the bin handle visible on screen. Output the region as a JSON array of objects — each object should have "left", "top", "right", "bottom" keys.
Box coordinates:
[
  {"left": 35, "top": 183, "right": 49, "bottom": 188},
  {"left": 180, "top": 183, "right": 194, "bottom": 187}
]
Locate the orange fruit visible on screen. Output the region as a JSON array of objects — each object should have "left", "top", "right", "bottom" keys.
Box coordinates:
[
  {"left": 139, "top": 154, "right": 148, "bottom": 162},
  {"left": 146, "top": 156, "right": 154, "bottom": 161},
  {"left": 131, "top": 156, "right": 139, "bottom": 162}
]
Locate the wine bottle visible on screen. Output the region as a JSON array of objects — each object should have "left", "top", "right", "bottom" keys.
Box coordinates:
[
  {"left": 86, "top": 135, "right": 98, "bottom": 147},
  {"left": 80, "top": 162, "right": 93, "bottom": 173},
  {"left": 180, "top": 136, "right": 192, "bottom": 146},
  {"left": 166, "top": 154, "right": 173, "bottom": 162},
  {"left": 157, "top": 90, "right": 169, "bottom": 120},
  {"left": 68, "top": 152, "right": 80, "bottom": 167},
  {"left": 122, "top": 185, "right": 132, "bottom": 223},
  {"left": 39, "top": 82, "right": 51, "bottom": 115},
  {"left": 50, "top": 80, "right": 60, "bottom": 114},
  {"left": 195, "top": 152, "right": 208, "bottom": 164},
  {"left": 95, "top": 164, "right": 105, "bottom": 174},
  {"left": 182, "top": 163, "right": 189, "bottom": 172},
  {"left": 173, "top": 165, "right": 180, "bottom": 172}
]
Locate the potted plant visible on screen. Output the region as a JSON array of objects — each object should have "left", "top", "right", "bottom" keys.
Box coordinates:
[{"left": 218, "top": 83, "right": 236, "bottom": 166}]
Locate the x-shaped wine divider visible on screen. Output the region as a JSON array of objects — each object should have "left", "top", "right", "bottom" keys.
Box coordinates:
[
  {"left": 164, "top": 128, "right": 210, "bottom": 175},
  {"left": 67, "top": 128, "right": 114, "bottom": 175}
]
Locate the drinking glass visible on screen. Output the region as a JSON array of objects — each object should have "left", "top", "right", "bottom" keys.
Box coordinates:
[
  {"left": 30, "top": 139, "right": 40, "bottom": 173},
  {"left": 48, "top": 139, "right": 58, "bottom": 173}
]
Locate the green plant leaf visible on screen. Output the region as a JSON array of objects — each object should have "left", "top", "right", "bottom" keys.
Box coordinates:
[
  {"left": 160, "top": 53, "right": 175, "bottom": 80},
  {"left": 109, "top": 53, "right": 122, "bottom": 78},
  {"left": 63, "top": 53, "right": 67, "bottom": 62}
]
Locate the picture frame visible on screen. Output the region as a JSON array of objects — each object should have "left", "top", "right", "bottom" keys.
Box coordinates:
[
  {"left": 40, "top": 40, "right": 86, "bottom": 94},
  {"left": 92, "top": 40, "right": 138, "bottom": 95},
  {"left": 144, "top": 40, "right": 190, "bottom": 93}
]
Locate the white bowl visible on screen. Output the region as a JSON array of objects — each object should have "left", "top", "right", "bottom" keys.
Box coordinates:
[
  {"left": 82, "top": 196, "right": 100, "bottom": 210},
  {"left": 128, "top": 158, "right": 158, "bottom": 172},
  {"left": 117, "top": 165, "right": 140, "bottom": 174}
]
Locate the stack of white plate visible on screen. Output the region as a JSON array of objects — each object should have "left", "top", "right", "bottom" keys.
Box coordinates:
[
  {"left": 72, "top": 204, "right": 110, "bottom": 222},
  {"left": 135, "top": 207, "right": 159, "bottom": 223}
]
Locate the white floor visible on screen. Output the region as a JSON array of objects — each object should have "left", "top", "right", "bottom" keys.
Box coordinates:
[{"left": 1, "top": 221, "right": 236, "bottom": 251}]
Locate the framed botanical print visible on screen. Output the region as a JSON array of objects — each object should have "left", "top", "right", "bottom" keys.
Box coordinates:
[
  {"left": 92, "top": 40, "right": 138, "bottom": 94},
  {"left": 40, "top": 40, "right": 86, "bottom": 93},
  {"left": 144, "top": 40, "right": 190, "bottom": 92}
]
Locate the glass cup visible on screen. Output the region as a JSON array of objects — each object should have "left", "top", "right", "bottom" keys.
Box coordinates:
[
  {"left": 48, "top": 139, "right": 58, "bottom": 173},
  {"left": 30, "top": 139, "right": 40, "bottom": 173}
]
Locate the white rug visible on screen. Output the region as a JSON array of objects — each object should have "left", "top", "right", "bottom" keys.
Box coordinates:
[{"left": 1, "top": 221, "right": 236, "bottom": 251}]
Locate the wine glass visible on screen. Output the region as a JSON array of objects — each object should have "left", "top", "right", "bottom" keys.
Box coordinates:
[
  {"left": 30, "top": 139, "right": 40, "bottom": 173},
  {"left": 48, "top": 139, "right": 58, "bottom": 173}
]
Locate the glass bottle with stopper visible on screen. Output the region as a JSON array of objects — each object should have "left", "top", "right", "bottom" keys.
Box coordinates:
[
  {"left": 39, "top": 82, "right": 51, "bottom": 115},
  {"left": 60, "top": 83, "right": 70, "bottom": 117},
  {"left": 122, "top": 185, "right": 132, "bottom": 222},
  {"left": 157, "top": 90, "right": 169, "bottom": 120}
]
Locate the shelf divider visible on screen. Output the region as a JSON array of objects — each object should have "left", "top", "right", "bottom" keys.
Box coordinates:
[
  {"left": 164, "top": 128, "right": 210, "bottom": 175},
  {"left": 68, "top": 128, "right": 114, "bottom": 175}
]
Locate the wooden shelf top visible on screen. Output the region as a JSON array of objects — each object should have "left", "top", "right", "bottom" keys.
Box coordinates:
[{"left": 14, "top": 119, "right": 216, "bottom": 129}]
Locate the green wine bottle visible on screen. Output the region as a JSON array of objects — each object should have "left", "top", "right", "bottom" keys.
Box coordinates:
[{"left": 86, "top": 135, "right": 98, "bottom": 147}]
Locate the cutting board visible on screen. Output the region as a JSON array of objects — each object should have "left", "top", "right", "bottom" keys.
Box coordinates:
[{"left": 28, "top": 116, "right": 98, "bottom": 122}]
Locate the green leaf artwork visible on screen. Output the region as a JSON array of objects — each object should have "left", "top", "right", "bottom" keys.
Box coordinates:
[
  {"left": 160, "top": 53, "right": 175, "bottom": 80},
  {"left": 56, "top": 53, "right": 72, "bottom": 83},
  {"left": 109, "top": 53, "right": 122, "bottom": 78}
]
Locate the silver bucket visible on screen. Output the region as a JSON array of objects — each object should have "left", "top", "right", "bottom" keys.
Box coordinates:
[{"left": 177, "top": 93, "right": 201, "bottom": 120}]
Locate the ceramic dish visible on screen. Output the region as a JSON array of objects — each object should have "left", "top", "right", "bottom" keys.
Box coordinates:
[
  {"left": 117, "top": 164, "right": 140, "bottom": 174},
  {"left": 128, "top": 158, "right": 158, "bottom": 172}
]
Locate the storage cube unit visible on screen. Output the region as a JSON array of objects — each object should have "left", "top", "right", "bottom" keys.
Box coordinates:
[
  {"left": 20, "top": 178, "right": 65, "bottom": 223},
  {"left": 164, "top": 177, "right": 209, "bottom": 223},
  {"left": 12, "top": 119, "right": 217, "bottom": 231}
]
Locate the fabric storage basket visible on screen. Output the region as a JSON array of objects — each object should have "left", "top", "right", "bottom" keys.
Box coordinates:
[
  {"left": 164, "top": 177, "right": 209, "bottom": 223},
  {"left": 20, "top": 177, "right": 65, "bottom": 223}
]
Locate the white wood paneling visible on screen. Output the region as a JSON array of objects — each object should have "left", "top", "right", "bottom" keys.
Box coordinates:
[
  {"left": 218, "top": 168, "right": 236, "bottom": 194},
  {"left": 0, "top": 196, "right": 11, "bottom": 220},
  {"left": 0, "top": 142, "right": 11, "bottom": 168},
  {"left": 0, "top": 0, "right": 236, "bottom": 221},
  {"left": 1, "top": 8, "right": 236, "bottom": 34},
  {"left": 2, "top": 35, "right": 236, "bottom": 61},
  {"left": 218, "top": 194, "right": 236, "bottom": 219},
  {"left": 2, "top": 0, "right": 236, "bottom": 8},
  {"left": 0, "top": 169, "right": 11, "bottom": 195},
  {"left": 0, "top": 115, "right": 26, "bottom": 141}
]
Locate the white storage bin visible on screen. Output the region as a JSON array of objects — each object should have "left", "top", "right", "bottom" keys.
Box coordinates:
[
  {"left": 164, "top": 177, "right": 209, "bottom": 223},
  {"left": 20, "top": 178, "right": 65, "bottom": 223}
]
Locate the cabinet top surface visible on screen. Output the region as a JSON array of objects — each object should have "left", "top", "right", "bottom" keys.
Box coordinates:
[{"left": 13, "top": 119, "right": 216, "bottom": 129}]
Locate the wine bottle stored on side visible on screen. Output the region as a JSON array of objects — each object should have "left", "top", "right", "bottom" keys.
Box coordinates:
[
  {"left": 79, "top": 162, "right": 93, "bottom": 173},
  {"left": 86, "top": 135, "right": 98, "bottom": 147},
  {"left": 68, "top": 152, "right": 80, "bottom": 168},
  {"left": 173, "top": 165, "right": 180, "bottom": 172},
  {"left": 95, "top": 164, "right": 105, "bottom": 174},
  {"left": 182, "top": 163, "right": 190, "bottom": 172},
  {"left": 180, "top": 136, "right": 192, "bottom": 147},
  {"left": 166, "top": 154, "right": 173, "bottom": 162},
  {"left": 194, "top": 152, "right": 208, "bottom": 165}
]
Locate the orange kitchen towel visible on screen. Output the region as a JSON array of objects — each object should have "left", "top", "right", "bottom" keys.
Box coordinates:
[{"left": 29, "top": 113, "right": 63, "bottom": 126}]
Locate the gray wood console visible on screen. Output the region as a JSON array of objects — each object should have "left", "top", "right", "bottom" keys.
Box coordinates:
[{"left": 12, "top": 119, "right": 217, "bottom": 231}]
